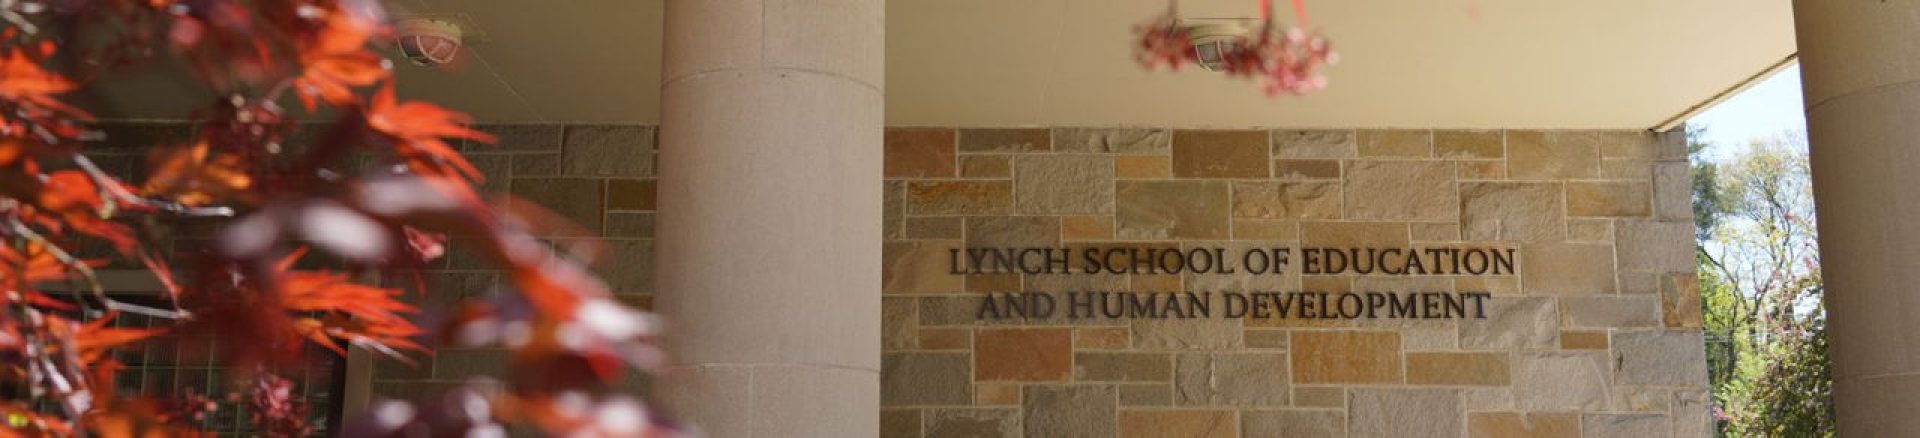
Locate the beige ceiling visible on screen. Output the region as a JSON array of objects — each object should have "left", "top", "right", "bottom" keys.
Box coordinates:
[{"left": 84, "top": 0, "right": 1796, "bottom": 130}]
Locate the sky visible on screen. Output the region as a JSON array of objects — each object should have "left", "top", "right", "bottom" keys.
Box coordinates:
[{"left": 1686, "top": 64, "right": 1807, "bottom": 161}]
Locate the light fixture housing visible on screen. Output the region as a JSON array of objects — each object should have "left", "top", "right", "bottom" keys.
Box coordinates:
[
  {"left": 395, "top": 18, "right": 463, "bottom": 66},
  {"left": 1177, "top": 18, "right": 1259, "bottom": 71}
]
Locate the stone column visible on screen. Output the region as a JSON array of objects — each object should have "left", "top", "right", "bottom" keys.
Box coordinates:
[
  {"left": 654, "top": 1, "right": 882, "bottom": 436},
  {"left": 1795, "top": 2, "right": 1920, "bottom": 434}
]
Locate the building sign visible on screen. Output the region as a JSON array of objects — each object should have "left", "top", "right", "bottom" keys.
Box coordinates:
[
  {"left": 879, "top": 127, "right": 1710, "bottom": 438},
  {"left": 960, "top": 246, "right": 1508, "bottom": 321}
]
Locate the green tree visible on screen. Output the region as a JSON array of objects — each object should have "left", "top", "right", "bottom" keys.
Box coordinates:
[{"left": 1692, "top": 127, "right": 1833, "bottom": 436}]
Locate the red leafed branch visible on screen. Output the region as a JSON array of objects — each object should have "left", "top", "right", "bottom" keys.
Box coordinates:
[
  {"left": 1133, "top": 0, "right": 1339, "bottom": 97},
  {"left": 0, "top": 1, "right": 681, "bottom": 436}
]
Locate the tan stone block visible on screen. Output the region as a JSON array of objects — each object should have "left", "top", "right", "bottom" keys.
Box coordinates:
[
  {"left": 1077, "top": 327, "right": 1131, "bottom": 350},
  {"left": 1560, "top": 330, "right": 1609, "bottom": 350},
  {"left": 959, "top": 128, "right": 1050, "bottom": 153},
  {"left": 1568, "top": 182, "right": 1652, "bottom": 217},
  {"left": 965, "top": 216, "right": 1061, "bottom": 248},
  {"left": 1173, "top": 130, "right": 1270, "bottom": 178},
  {"left": 1118, "top": 410, "right": 1237, "bottom": 438},
  {"left": 1468, "top": 412, "right": 1580, "bottom": 438},
  {"left": 919, "top": 328, "right": 971, "bottom": 350},
  {"left": 907, "top": 181, "right": 1012, "bottom": 215},
  {"left": 1016, "top": 155, "right": 1115, "bottom": 214},
  {"left": 509, "top": 178, "right": 604, "bottom": 232},
  {"left": 1460, "top": 297, "right": 1558, "bottom": 349},
  {"left": 508, "top": 151, "right": 561, "bottom": 177},
  {"left": 1402, "top": 327, "right": 1462, "bottom": 351},
  {"left": 1436, "top": 130, "right": 1505, "bottom": 158},
  {"left": 1345, "top": 161, "right": 1459, "bottom": 221},
  {"left": 606, "top": 179, "right": 656, "bottom": 211},
  {"left": 960, "top": 155, "right": 1011, "bottom": 178},
  {"left": 883, "top": 352, "right": 973, "bottom": 405},
  {"left": 1054, "top": 127, "right": 1171, "bottom": 154},
  {"left": 1293, "top": 387, "right": 1345, "bottom": 407},
  {"left": 1275, "top": 159, "right": 1342, "bottom": 179},
  {"left": 1075, "top": 353, "right": 1173, "bottom": 382},
  {"left": 1411, "top": 222, "right": 1461, "bottom": 241},
  {"left": 1613, "top": 330, "right": 1708, "bottom": 386},
  {"left": 1024, "top": 386, "right": 1117, "bottom": 437},
  {"left": 1459, "top": 160, "right": 1507, "bottom": 180},
  {"left": 1601, "top": 158, "right": 1654, "bottom": 180},
  {"left": 1463, "top": 388, "right": 1517, "bottom": 411},
  {"left": 927, "top": 409, "right": 1018, "bottom": 437},
  {"left": 883, "top": 240, "right": 964, "bottom": 294},
  {"left": 1616, "top": 221, "right": 1695, "bottom": 273},
  {"left": 1233, "top": 181, "right": 1341, "bottom": 220},
  {"left": 1566, "top": 218, "right": 1613, "bottom": 241},
  {"left": 1273, "top": 129, "right": 1357, "bottom": 158},
  {"left": 1243, "top": 409, "right": 1346, "bottom": 436},
  {"left": 885, "top": 181, "right": 905, "bottom": 239},
  {"left": 1291, "top": 331, "right": 1403, "bottom": 384},
  {"left": 1133, "top": 318, "right": 1245, "bottom": 351},
  {"left": 1115, "top": 155, "right": 1172, "bottom": 178},
  {"left": 976, "top": 329, "right": 1073, "bottom": 381},
  {"left": 1357, "top": 129, "right": 1432, "bottom": 157},
  {"left": 920, "top": 296, "right": 1009, "bottom": 327},
  {"left": 1351, "top": 389, "right": 1462, "bottom": 437},
  {"left": 559, "top": 125, "right": 653, "bottom": 177},
  {"left": 1460, "top": 182, "right": 1566, "bottom": 241},
  {"left": 1303, "top": 275, "right": 1353, "bottom": 291},
  {"left": 1117, "top": 181, "right": 1231, "bottom": 239},
  {"left": 1246, "top": 329, "right": 1290, "bottom": 349},
  {"left": 1618, "top": 271, "right": 1660, "bottom": 295},
  {"left": 966, "top": 273, "right": 1021, "bottom": 293},
  {"left": 1234, "top": 219, "right": 1300, "bottom": 240},
  {"left": 975, "top": 383, "right": 1021, "bottom": 406},
  {"left": 885, "top": 127, "right": 957, "bottom": 178},
  {"left": 1507, "top": 131, "right": 1600, "bottom": 179},
  {"left": 1674, "top": 390, "right": 1714, "bottom": 437},
  {"left": 1513, "top": 352, "right": 1610, "bottom": 410},
  {"left": 905, "top": 217, "right": 963, "bottom": 239},
  {"left": 1302, "top": 222, "right": 1411, "bottom": 247},
  {"left": 1455, "top": 276, "right": 1519, "bottom": 295},
  {"left": 1520, "top": 243, "right": 1616, "bottom": 294},
  {"left": 1583, "top": 414, "right": 1670, "bottom": 437},
  {"left": 882, "top": 409, "right": 922, "bottom": 438},
  {"left": 1406, "top": 352, "right": 1511, "bottom": 386},
  {"left": 1119, "top": 384, "right": 1174, "bottom": 407},
  {"left": 1063, "top": 216, "right": 1116, "bottom": 241},
  {"left": 1601, "top": 387, "right": 1673, "bottom": 411},
  {"left": 1130, "top": 274, "right": 1183, "bottom": 291},
  {"left": 1175, "top": 353, "right": 1291, "bottom": 405},
  {"left": 884, "top": 297, "right": 917, "bottom": 351},
  {"left": 1662, "top": 273, "right": 1704, "bottom": 328},
  {"left": 1359, "top": 128, "right": 1436, "bottom": 157},
  {"left": 1653, "top": 162, "right": 1692, "bottom": 220},
  {"left": 1599, "top": 131, "right": 1660, "bottom": 159}
]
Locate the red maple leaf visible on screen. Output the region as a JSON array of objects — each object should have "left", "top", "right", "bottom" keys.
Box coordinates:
[
  {"left": 293, "top": 12, "right": 389, "bottom": 111},
  {"left": 366, "top": 84, "right": 496, "bottom": 182}
]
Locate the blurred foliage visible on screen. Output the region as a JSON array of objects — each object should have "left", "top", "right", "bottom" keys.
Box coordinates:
[{"left": 0, "top": 1, "right": 678, "bottom": 436}]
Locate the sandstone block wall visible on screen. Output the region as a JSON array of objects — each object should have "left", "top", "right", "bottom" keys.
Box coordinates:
[
  {"left": 103, "top": 120, "right": 1708, "bottom": 437},
  {"left": 880, "top": 127, "right": 1711, "bottom": 437}
]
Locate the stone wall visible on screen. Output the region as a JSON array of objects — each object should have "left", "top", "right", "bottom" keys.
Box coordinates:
[
  {"left": 879, "top": 128, "right": 1711, "bottom": 437},
  {"left": 91, "top": 121, "right": 1711, "bottom": 436}
]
